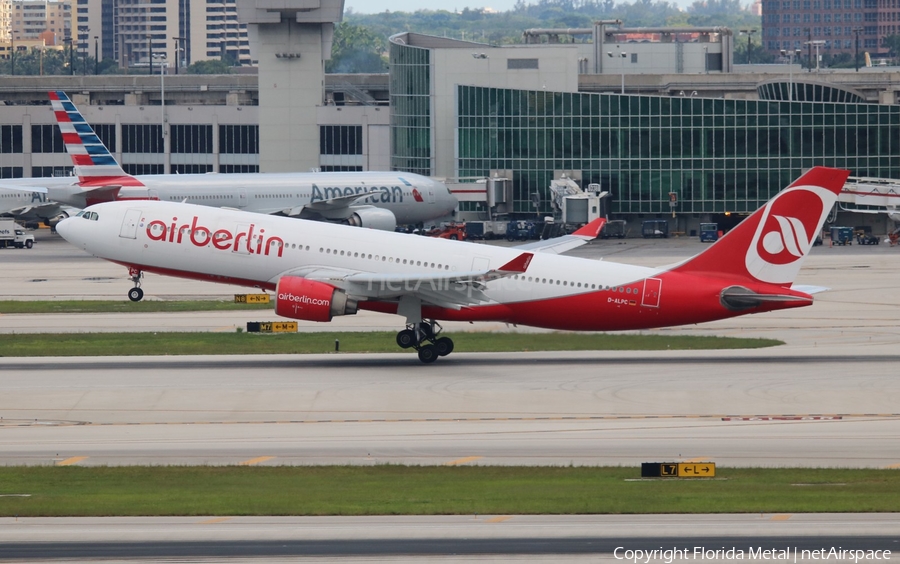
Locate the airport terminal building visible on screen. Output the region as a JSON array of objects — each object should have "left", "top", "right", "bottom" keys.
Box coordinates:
[{"left": 2, "top": 21, "right": 900, "bottom": 231}]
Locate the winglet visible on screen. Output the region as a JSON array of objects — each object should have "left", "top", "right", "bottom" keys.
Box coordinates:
[
  {"left": 572, "top": 217, "right": 607, "bottom": 239},
  {"left": 498, "top": 252, "right": 533, "bottom": 273}
]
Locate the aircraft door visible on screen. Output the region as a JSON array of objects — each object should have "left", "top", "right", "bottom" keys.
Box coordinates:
[
  {"left": 119, "top": 208, "right": 143, "bottom": 239},
  {"left": 426, "top": 188, "right": 436, "bottom": 204},
  {"left": 472, "top": 256, "right": 490, "bottom": 270},
  {"left": 641, "top": 278, "right": 662, "bottom": 308},
  {"left": 238, "top": 192, "right": 248, "bottom": 208}
]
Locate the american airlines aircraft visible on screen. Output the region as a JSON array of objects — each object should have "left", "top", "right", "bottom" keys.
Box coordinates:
[
  {"left": 0, "top": 184, "right": 69, "bottom": 227},
  {"left": 57, "top": 167, "right": 849, "bottom": 363},
  {"left": 0, "top": 91, "right": 457, "bottom": 231}
]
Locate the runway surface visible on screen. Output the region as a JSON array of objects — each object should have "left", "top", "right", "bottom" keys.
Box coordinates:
[
  {"left": 1, "top": 514, "right": 899, "bottom": 561},
  {"left": 1, "top": 352, "right": 899, "bottom": 467},
  {"left": 2, "top": 233, "right": 900, "bottom": 560}
]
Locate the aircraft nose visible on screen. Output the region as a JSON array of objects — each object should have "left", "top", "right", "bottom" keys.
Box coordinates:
[
  {"left": 55, "top": 216, "right": 73, "bottom": 239},
  {"left": 55, "top": 215, "right": 84, "bottom": 249}
]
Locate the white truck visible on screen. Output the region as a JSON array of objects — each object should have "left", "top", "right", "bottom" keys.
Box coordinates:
[{"left": 0, "top": 218, "right": 35, "bottom": 249}]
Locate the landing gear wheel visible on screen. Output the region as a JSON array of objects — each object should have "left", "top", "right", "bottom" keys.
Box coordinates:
[
  {"left": 128, "top": 287, "right": 144, "bottom": 302},
  {"left": 434, "top": 336, "right": 454, "bottom": 357},
  {"left": 396, "top": 329, "right": 416, "bottom": 349},
  {"left": 417, "top": 344, "right": 439, "bottom": 364}
]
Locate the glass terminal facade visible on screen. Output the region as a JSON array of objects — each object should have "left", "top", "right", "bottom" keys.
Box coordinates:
[
  {"left": 456, "top": 85, "right": 900, "bottom": 217},
  {"left": 390, "top": 41, "right": 432, "bottom": 176}
]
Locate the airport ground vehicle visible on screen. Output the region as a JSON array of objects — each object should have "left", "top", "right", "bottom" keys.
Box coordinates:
[
  {"left": 830, "top": 226, "right": 853, "bottom": 245},
  {"left": 601, "top": 220, "right": 627, "bottom": 239},
  {"left": 425, "top": 222, "right": 467, "bottom": 240},
  {"left": 0, "top": 219, "right": 35, "bottom": 249},
  {"left": 699, "top": 223, "right": 719, "bottom": 242},
  {"left": 506, "top": 220, "right": 538, "bottom": 241},
  {"left": 641, "top": 219, "right": 669, "bottom": 238},
  {"left": 465, "top": 220, "right": 507, "bottom": 240}
]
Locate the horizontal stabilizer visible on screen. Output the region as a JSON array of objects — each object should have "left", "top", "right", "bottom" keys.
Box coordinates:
[
  {"left": 720, "top": 285, "right": 813, "bottom": 311},
  {"left": 791, "top": 284, "right": 829, "bottom": 295}
]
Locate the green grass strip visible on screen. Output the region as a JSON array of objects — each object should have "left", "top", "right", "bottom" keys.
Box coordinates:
[
  {"left": 0, "top": 332, "right": 780, "bottom": 357},
  {"left": 0, "top": 300, "right": 272, "bottom": 314},
  {"left": 0, "top": 466, "right": 896, "bottom": 516}
]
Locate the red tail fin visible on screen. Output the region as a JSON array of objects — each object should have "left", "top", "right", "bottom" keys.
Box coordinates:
[{"left": 670, "top": 167, "right": 850, "bottom": 287}]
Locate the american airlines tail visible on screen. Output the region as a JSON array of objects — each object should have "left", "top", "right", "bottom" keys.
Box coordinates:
[
  {"left": 669, "top": 166, "right": 850, "bottom": 288},
  {"left": 48, "top": 91, "right": 143, "bottom": 191}
]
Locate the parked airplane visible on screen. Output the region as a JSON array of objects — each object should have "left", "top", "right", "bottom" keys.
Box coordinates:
[
  {"left": 56, "top": 167, "right": 849, "bottom": 363},
  {"left": 0, "top": 184, "right": 70, "bottom": 227},
  {"left": 0, "top": 91, "right": 457, "bottom": 231}
]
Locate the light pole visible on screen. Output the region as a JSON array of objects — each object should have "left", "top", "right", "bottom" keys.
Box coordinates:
[
  {"left": 64, "top": 35, "right": 73, "bottom": 75},
  {"left": 805, "top": 40, "right": 825, "bottom": 72},
  {"left": 852, "top": 27, "right": 863, "bottom": 72},
  {"left": 740, "top": 28, "right": 757, "bottom": 64},
  {"left": 9, "top": 36, "right": 14, "bottom": 76},
  {"left": 153, "top": 53, "right": 167, "bottom": 140},
  {"left": 803, "top": 28, "right": 812, "bottom": 71},
  {"left": 607, "top": 50, "right": 627, "bottom": 94},
  {"left": 780, "top": 48, "right": 801, "bottom": 101},
  {"left": 94, "top": 35, "right": 99, "bottom": 74},
  {"left": 173, "top": 36, "right": 186, "bottom": 74},
  {"left": 703, "top": 45, "right": 708, "bottom": 74},
  {"left": 79, "top": 27, "right": 89, "bottom": 76}
]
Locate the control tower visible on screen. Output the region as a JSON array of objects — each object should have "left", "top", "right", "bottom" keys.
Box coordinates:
[{"left": 238, "top": 0, "right": 344, "bottom": 172}]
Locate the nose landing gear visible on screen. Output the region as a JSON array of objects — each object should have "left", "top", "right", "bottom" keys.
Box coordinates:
[
  {"left": 127, "top": 268, "right": 144, "bottom": 302},
  {"left": 396, "top": 320, "right": 454, "bottom": 363}
]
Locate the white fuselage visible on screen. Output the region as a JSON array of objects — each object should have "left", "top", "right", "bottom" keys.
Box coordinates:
[
  {"left": 12, "top": 171, "right": 457, "bottom": 227},
  {"left": 59, "top": 200, "right": 656, "bottom": 309}
]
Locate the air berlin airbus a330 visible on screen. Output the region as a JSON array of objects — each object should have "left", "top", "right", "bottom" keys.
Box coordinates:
[{"left": 57, "top": 166, "right": 849, "bottom": 363}]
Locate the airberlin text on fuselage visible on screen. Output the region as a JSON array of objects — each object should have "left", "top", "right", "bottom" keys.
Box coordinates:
[{"left": 145, "top": 216, "right": 284, "bottom": 257}]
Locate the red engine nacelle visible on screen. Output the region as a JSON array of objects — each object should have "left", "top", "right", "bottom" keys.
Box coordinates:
[{"left": 275, "top": 276, "right": 358, "bottom": 322}]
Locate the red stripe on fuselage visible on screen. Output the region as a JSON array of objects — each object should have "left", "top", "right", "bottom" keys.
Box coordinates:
[{"left": 113, "top": 264, "right": 812, "bottom": 331}]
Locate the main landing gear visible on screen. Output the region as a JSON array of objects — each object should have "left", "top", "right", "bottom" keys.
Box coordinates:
[
  {"left": 127, "top": 267, "right": 144, "bottom": 302},
  {"left": 396, "top": 320, "right": 454, "bottom": 364}
]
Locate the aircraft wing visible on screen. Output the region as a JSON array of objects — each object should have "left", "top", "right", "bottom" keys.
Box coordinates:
[
  {"left": 0, "top": 185, "right": 67, "bottom": 222},
  {"left": 512, "top": 218, "right": 606, "bottom": 254},
  {"left": 272, "top": 253, "right": 533, "bottom": 309},
  {"left": 283, "top": 192, "right": 372, "bottom": 217}
]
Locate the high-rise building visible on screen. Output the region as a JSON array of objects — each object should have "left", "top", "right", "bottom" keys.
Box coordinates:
[
  {"left": 63, "top": 0, "right": 250, "bottom": 70},
  {"left": 761, "top": 0, "right": 899, "bottom": 59},
  {"left": 12, "top": 0, "right": 73, "bottom": 43}
]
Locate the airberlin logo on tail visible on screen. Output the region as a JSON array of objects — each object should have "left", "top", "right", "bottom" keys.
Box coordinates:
[
  {"left": 745, "top": 186, "right": 833, "bottom": 284},
  {"left": 761, "top": 215, "right": 807, "bottom": 261},
  {"left": 144, "top": 216, "right": 285, "bottom": 257}
]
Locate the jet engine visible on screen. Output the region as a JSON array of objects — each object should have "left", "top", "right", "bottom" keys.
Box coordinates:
[
  {"left": 345, "top": 206, "right": 397, "bottom": 232},
  {"left": 275, "top": 276, "right": 358, "bottom": 322}
]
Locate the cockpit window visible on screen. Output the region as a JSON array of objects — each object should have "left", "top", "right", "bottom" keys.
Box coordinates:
[
  {"left": 75, "top": 211, "right": 86, "bottom": 218},
  {"left": 81, "top": 211, "right": 99, "bottom": 221}
]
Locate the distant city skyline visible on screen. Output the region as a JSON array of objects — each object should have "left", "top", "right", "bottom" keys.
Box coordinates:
[
  {"left": 344, "top": 1, "right": 530, "bottom": 14},
  {"left": 344, "top": 0, "right": 697, "bottom": 14}
]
